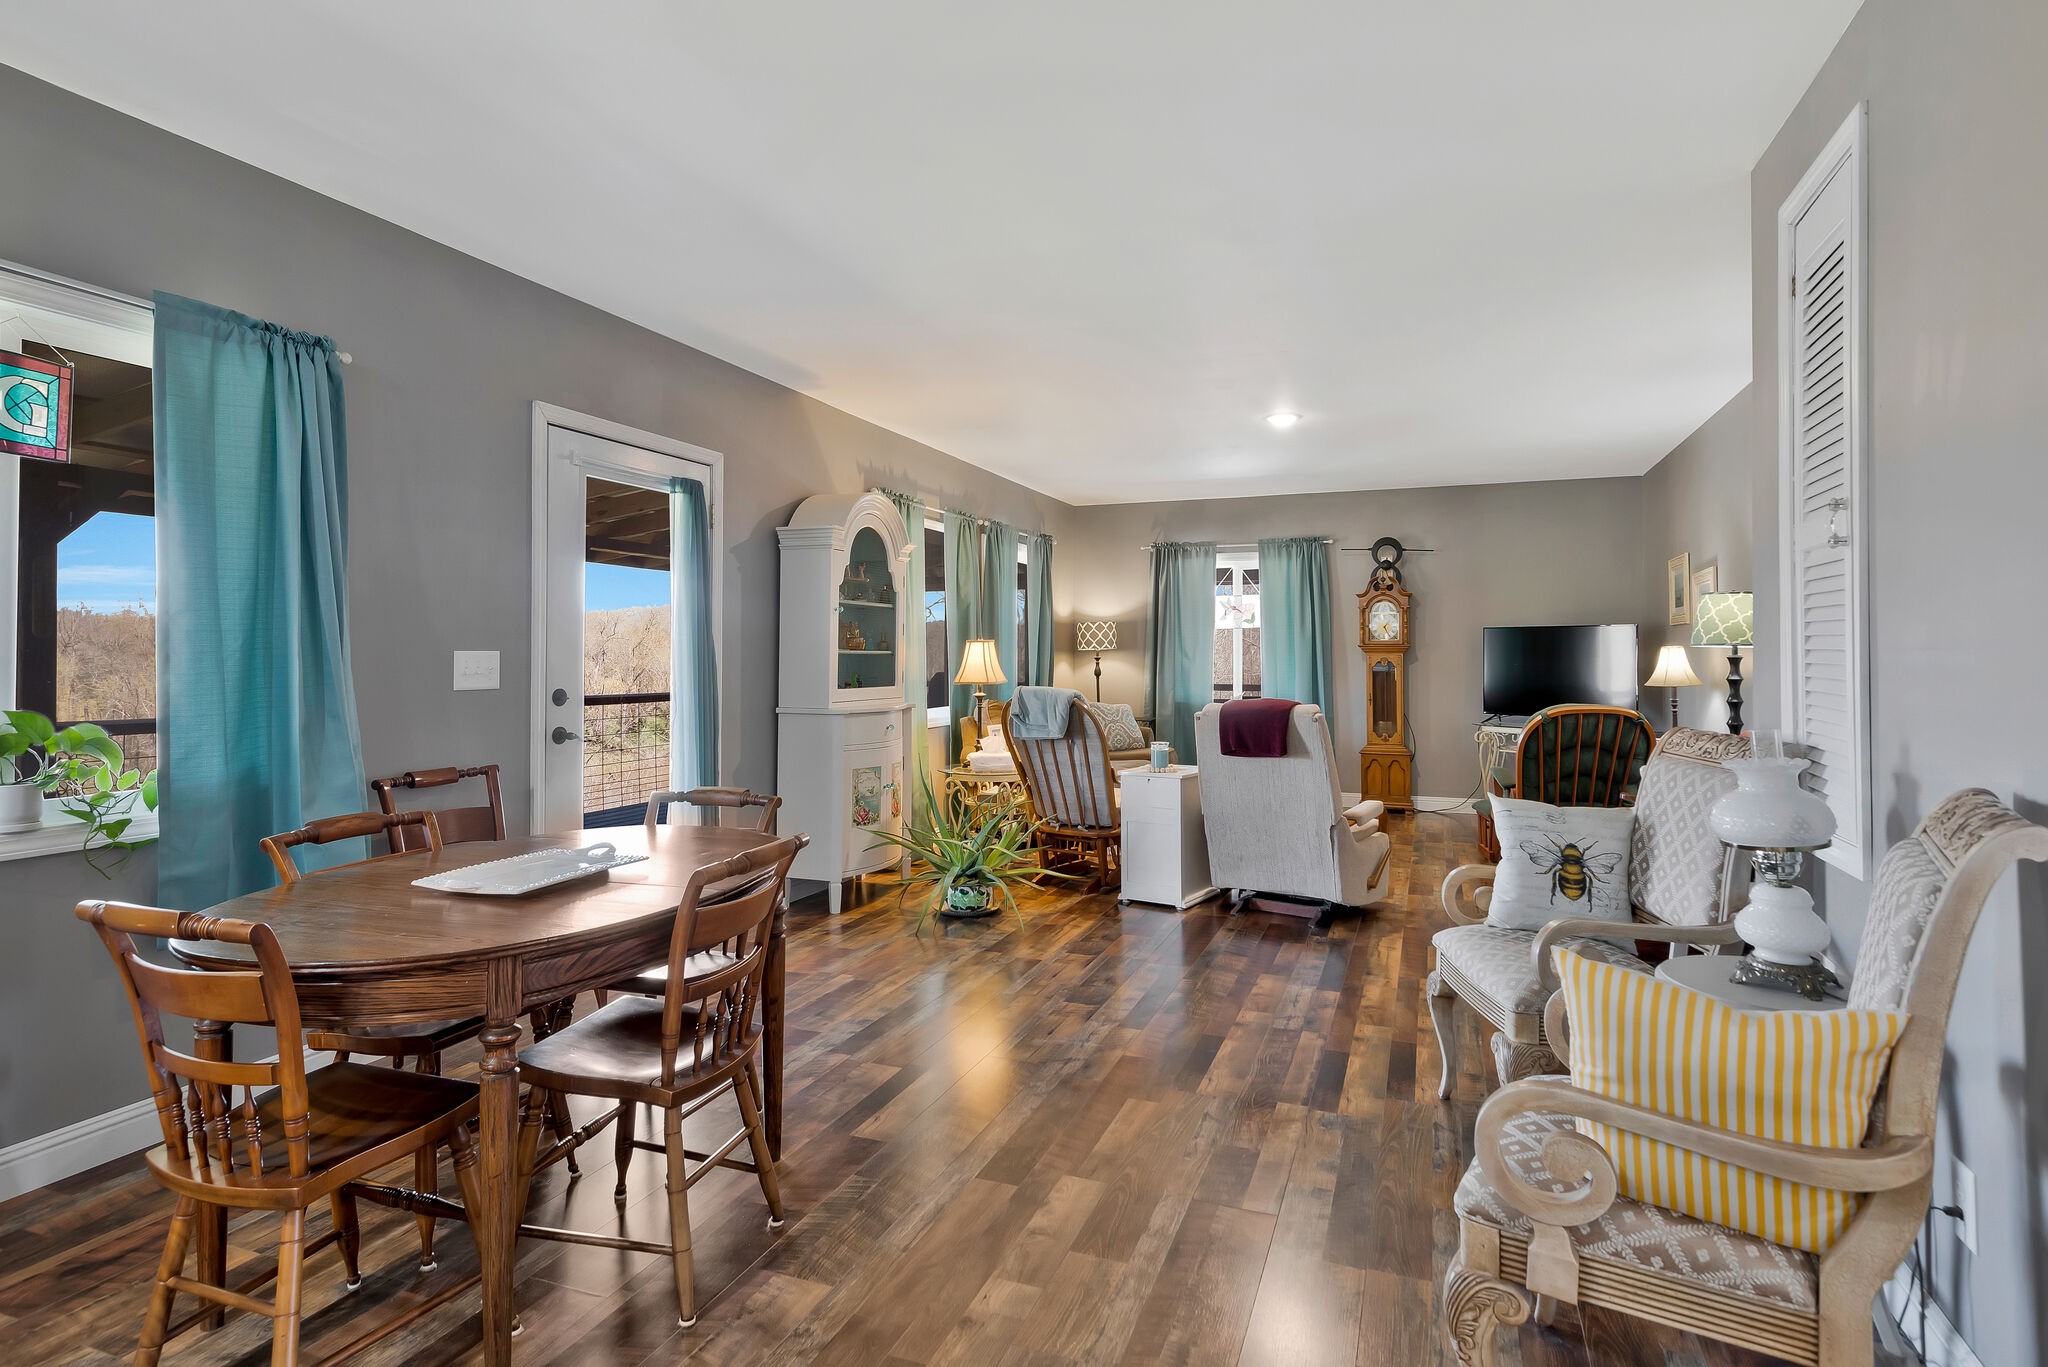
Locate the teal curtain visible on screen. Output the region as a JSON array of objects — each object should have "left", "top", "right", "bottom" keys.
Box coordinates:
[
  {"left": 153, "top": 292, "right": 366, "bottom": 908},
  {"left": 980, "top": 519, "right": 1020, "bottom": 706},
  {"left": 885, "top": 491, "right": 930, "bottom": 825},
  {"left": 1025, "top": 531, "right": 1054, "bottom": 686},
  {"left": 671, "top": 476, "right": 719, "bottom": 788},
  {"left": 1142, "top": 542, "right": 1217, "bottom": 765},
  {"left": 1259, "top": 536, "right": 1334, "bottom": 714},
  {"left": 943, "top": 509, "right": 982, "bottom": 761}
]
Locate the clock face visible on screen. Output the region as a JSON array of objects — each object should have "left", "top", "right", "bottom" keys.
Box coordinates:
[{"left": 1368, "top": 599, "right": 1402, "bottom": 641}]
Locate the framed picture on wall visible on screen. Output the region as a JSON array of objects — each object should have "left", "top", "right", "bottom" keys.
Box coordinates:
[
  {"left": 1667, "top": 553, "right": 1691, "bottom": 625},
  {"left": 1690, "top": 563, "right": 1719, "bottom": 624}
]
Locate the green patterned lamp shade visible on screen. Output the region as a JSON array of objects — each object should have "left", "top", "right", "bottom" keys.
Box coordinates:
[{"left": 1691, "top": 592, "right": 1755, "bottom": 649}]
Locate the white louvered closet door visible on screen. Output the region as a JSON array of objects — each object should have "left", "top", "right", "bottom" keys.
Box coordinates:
[{"left": 1781, "top": 114, "right": 1867, "bottom": 877}]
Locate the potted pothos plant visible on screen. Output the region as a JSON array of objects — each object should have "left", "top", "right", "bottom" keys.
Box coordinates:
[
  {"left": 0, "top": 709, "right": 159, "bottom": 873},
  {"left": 863, "top": 771, "right": 1076, "bottom": 931}
]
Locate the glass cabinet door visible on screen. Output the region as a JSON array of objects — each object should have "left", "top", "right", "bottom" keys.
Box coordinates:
[{"left": 836, "top": 525, "right": 898, "bottom": 692}]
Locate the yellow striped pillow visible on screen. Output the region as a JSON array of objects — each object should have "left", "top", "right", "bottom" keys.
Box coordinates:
[{"left": 1555, "top": 948, "right": 1907, "bottom": 1253}]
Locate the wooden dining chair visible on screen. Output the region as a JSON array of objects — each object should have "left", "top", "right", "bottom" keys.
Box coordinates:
[
  {"left": 77, "top": 899, "right": 482, "bottom": 1367},
  {"left": 516, "top": 835, "right": 805, "bottom": 1329},
  {"left": 645, "top": 786, "right": 781, "bottom": 834},
  {"left": 370, "top": 763, "right": 506, "bottom": 850}
]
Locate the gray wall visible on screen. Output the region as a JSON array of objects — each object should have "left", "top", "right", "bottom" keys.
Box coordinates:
[
  {"left": 1643, "top": 2, "right": 2048, "bottom": 1357},
  {"left": 1636, "top": 385, "right": 1757, "bottom": 734},
  {"left": 1059, "top": 479, "right": 1646, "bottom": 801},
  {"left": 0, "top": 64, "right": 1071, "bottom": 1144}
]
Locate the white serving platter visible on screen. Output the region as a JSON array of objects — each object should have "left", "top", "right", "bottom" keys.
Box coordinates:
[{"left": 412, "top": 843, "right": 646, "bottom": 897}]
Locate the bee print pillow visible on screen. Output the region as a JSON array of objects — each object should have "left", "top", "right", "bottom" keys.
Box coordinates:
[{"left": 1485, "top": 796, "right": 1636, "bottom": 932}]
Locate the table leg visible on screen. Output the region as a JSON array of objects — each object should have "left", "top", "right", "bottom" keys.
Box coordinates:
[
  {"left": 764, "top": 903, "right": 787, "bottom": 1160},
  {"left": 477, "top": 960, "right": 524, "bottom": 1365},
  {"left": 191, "top": 1019, "right": 231, "bottom": 1331}
]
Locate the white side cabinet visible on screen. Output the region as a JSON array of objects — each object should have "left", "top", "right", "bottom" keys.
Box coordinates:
[
  {"left": 776, "top": 492, "right": 914, "bottom": 913},
  {"left": 1116, "top": 766, "right": 1217, "bottom": 910}
]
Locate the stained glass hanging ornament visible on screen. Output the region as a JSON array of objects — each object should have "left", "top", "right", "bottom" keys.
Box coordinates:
[{"left": 0, "top": 348, "right": 72, "bottom": 462}]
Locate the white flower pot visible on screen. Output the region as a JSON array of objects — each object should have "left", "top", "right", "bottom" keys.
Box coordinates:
[{"left": 0, "top": 782, "right": 43, "bottom": 834}]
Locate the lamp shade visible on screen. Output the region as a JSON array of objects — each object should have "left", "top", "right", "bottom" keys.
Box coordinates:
[
  {"left": 1691, "top": 592, "right": 1755, "bottom": 648},
  {"left": 1076, "top": 619, "right": 1118, "bottom": 652},
  {"left": 953, "top": 638, "right": 1008, "bottom": 687},
  {"left": 1643, "top": 645, "right": 1702, "bottom": 689}
]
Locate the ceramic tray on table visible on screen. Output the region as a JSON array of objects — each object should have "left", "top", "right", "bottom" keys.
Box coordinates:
[{"left": 412, "top": 843, "right": 647, "bottom": 897}]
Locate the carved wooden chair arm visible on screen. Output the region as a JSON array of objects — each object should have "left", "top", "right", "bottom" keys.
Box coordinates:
[
  {"left": 1478, "top": 1079, "right": 1934, "bottom": 1215},
  {"left": 1441, "top": 864, "right": 1495, "bottom": 925},
  {"left": 1533, "top": 918, "right": 1742, "bottom": 990}
]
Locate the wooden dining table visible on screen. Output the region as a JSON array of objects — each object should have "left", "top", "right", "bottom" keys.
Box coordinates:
[{"left": 172, "top": 823, "right": 787, "bottom": 1366}]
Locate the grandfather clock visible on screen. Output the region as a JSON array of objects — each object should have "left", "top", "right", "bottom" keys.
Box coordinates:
[{"left": 1357, "top": 544, "right": 1414, "bottom": 810}]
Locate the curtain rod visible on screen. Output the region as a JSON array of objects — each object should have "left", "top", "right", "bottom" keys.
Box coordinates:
[
  {"left": 875, "top": 486, "right": 1054, "bottom": 542},
  {"left": 1140, "top": 537, "right": 1334, "bottom": 550},
  {"left": 0, "top": 259, "right": 352, "bottom": 363}
]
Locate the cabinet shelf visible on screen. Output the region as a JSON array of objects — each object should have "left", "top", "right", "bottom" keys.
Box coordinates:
[
  {"left": 838, "top": 649, "right": 895, "bottom": 656},
  {"left": 838, "top": 598, "right": 895, "bottom": 609}
]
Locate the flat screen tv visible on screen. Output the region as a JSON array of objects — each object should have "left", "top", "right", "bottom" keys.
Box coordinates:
[{"left": 1482, "top": 625, "right": 1639, "bottom": 718}]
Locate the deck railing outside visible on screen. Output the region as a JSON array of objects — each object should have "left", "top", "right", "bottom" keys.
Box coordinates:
[{"left": 583, "top": 691, "right": 670, "bottom": 820}]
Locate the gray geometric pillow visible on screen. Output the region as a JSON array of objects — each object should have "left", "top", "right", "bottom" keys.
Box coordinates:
[{"left": 1083, "top": 701, "right": 1146, "bottom": 752}]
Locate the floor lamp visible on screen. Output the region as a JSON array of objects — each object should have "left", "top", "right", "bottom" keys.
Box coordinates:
[
  {"left": 1075, "top": 620, "right": 1117, "bottom": 702},
  {"left": 1691, "top": 592, "right": 1755, "bottom": 734}
]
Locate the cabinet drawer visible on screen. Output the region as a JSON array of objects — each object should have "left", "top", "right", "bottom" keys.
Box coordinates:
[
  {"left": 1117, "top": 770, "right": 1185, "bottom": 816},
  {"left": 843, "top": 710, "right": 902, "bottom": 749}
]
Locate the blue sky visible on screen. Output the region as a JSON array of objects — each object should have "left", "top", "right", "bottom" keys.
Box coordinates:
[
  {"left": 586, "top": 561, "right": 670, "bottom": 612},
  {"left": 58, "top": 512, "right": 156, "bottom": 614}
]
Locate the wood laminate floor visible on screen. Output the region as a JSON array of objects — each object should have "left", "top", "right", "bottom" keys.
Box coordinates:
[{"left": 3, "top": 814, "right": 1803, "bottom": 1366}]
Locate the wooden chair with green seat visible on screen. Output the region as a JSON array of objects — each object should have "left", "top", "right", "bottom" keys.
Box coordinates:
[
  {"left": 78, "top": 899, "right": 482, "bottom": 1367},
  {"left": 1473, "top": 704, "right": 1656, "bottom": 861}
]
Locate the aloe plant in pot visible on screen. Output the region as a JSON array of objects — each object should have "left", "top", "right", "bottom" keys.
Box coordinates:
[
  {"left": 0, "top": 709, "right": 159, "bottom": 873},
  {"left": 863, "top": 771, "right": 1076, "bottom": 931}
]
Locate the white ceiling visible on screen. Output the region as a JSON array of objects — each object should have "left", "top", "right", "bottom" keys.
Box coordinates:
[{"left": 9, "top": 2, "right": 1862, "bottom": 505}]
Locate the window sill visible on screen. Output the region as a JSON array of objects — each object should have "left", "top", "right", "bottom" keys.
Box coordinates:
[{"left": 0, "top": 810, "right": 159, "bottom": 864}]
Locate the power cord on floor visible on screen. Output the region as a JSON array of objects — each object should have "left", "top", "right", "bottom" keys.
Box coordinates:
[
  {"left": 1399, "top": 717, "right": 1490, "bottom": 816},
  {"left": 1896, "top": 1203, "right": 1967, "bottom": 1365}
]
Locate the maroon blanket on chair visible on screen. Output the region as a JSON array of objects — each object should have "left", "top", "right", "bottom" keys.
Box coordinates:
[{"left": 1219, "top": 698, "right": 1299, "bottom": 757}]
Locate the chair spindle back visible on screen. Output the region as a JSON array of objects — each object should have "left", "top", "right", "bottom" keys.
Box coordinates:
[
  {"left": 371, "top": 763, "right": 505, "bottom": 849},
  {"left": 1010, "top": 707, "right": 1118, "bottom": 831},
  {"left": 262, "top": 809, "right": 442, "bottom": 885},
  {"left": 657, "top": 835, "right": 804, "bottom": 1088},
  {"left": 77, "top": 901, "right": 313, "bottom": 1179}
]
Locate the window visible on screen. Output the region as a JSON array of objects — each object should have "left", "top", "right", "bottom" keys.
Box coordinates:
[
  {"left": 1015, "top": 539, "right": 1030, "bottom": 686},
  {"left": 923, "top": 519, "right": 948, "bottom": 713},
  {"left": 1778, "top": 105, "right": 1869, "bottom": 877},
  {"left": 0, "top": 265, "right": 158, "bottom": 843},
  {"left": 1213, "top": 551, "right": 1261, "bottom": 700}
]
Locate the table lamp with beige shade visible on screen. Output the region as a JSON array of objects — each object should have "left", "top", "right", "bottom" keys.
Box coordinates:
[
  {"left": 1643, "top": 644, "right": 1702, "bottom": 732},
  {"left": 953, "top": 638, "right": 1007, "bottom": 739},
  {"left": 1075, "top": 619, "right": 1117, "bottom": 701},
  {"left": 1690, "top": 591, "right": 1755, "bottom": 734}
]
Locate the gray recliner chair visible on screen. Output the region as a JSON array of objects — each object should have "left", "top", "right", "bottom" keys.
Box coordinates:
[{"left": 1195, "top": 702, "right": 1393, "bottom": 916}]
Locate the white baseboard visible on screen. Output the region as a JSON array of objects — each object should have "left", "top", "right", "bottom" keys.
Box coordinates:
[
  {"left": 0, "top": 1051, "right": 338, "bottom": 1204},
  {"left": 0, "top": 1097, "right": 160, "bottom": 1202},
  {"left": 1883, "top": 1263, "right": 1985, "bottom": 1367}
]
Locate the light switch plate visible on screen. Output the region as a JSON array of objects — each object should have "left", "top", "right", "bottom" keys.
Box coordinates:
[{"left": 453, "top": 650, "right": 501, "bottom": 691}]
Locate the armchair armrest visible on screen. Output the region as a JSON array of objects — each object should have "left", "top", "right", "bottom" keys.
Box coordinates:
[
  {"left": 1478, "top": 1078, "right": 1933, "bottom": 1207},
  {"left": 1533, "top": 918, "right": 1741, "bottom": 990},
  {"left": 1442, "top": 864, "right": 1494, "bottom": 925}
]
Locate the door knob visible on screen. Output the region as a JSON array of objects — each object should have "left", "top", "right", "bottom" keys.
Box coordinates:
[{"left": 550, "top": 726, "right": 580, "bottom": 745}]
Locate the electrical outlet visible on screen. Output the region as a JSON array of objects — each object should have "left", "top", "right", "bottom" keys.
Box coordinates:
[
  {"left": 1953, "top": 1158, "right": 1977, "bottom": 1254},
  {"left": 452, "top": 650, "right": 501, "bottom": 692}
]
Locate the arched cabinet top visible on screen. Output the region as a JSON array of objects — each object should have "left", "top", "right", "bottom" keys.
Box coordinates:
[{"left": 778, "top": 491, "right": 913, "bottom": 559}]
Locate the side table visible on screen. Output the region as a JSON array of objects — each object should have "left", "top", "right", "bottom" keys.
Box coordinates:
[
  {"left": 1116, "top": 765, "right": 1218, "bottom": 910},
  {"left": 1655, "top": 953, "right": 1848, "bottom": 1011}
]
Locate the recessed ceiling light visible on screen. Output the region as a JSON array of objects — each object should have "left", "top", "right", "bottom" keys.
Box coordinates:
[{"left": 1265, "top": 411, "right": 1301, "bottom": 430}]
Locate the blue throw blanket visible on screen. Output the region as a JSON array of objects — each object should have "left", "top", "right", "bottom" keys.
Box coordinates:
[{"left": 1009, "top": 686, "right": 1082, "bottom": 740}]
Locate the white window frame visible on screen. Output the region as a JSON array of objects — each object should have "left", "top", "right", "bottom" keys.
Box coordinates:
[
  {"left": 1214, "top": 549, "right": 1260, "bottom": 700},
  {"left": 1776, "top": 104, "right": 1870, "bottom": 878},
  {"left": 0, "top": 261, "right": 159, "bottom": 859},
  {"left": 922, "top": 514, "right": 951, "bottom": 727}
]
